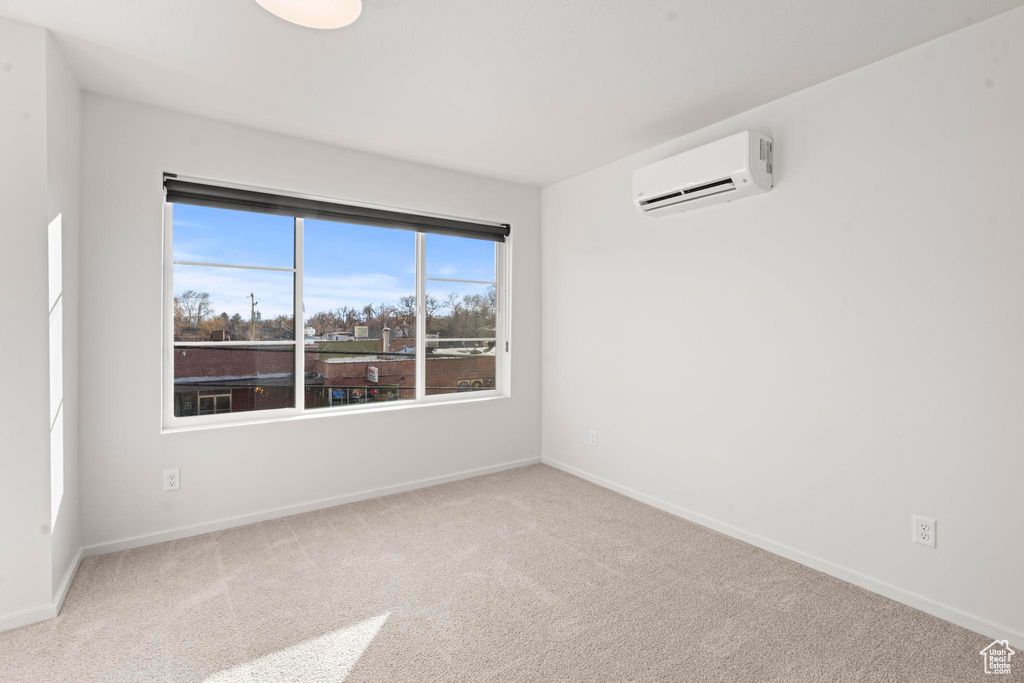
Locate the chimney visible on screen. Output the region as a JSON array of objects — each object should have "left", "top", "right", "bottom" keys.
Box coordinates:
[{"left": 382, "top": 326, "right": 390, "bottom": 355}]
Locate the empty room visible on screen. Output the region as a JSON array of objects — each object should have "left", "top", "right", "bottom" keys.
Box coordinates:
[{"left": 1, "top": 0, "right": 1021, "bottom": 680}]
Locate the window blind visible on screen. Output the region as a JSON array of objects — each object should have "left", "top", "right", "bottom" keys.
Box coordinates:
[{"left": 164, "top": 176, "right": 510, "bottom": 242}]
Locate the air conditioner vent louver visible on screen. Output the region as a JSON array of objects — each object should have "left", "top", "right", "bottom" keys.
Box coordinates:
[
  {"left": 639, "top": 190, "right": 681, "bottom": 207},
  {"left": 686, "top": 177, "right": 735, "bottom": 194},
  {"left": 639, "top": 178, "right": 738, "bottom": 211},
  {"left": 633, "top": 131, "right": 773, "bottom": 216}
]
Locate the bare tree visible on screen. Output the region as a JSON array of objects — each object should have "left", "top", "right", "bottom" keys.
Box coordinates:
[
  {"left": 376, "top": 303, "right": 396, "bottom": 331},
  {"left": 195, "top": 292, "right": 214, "bottom": 327},
  {"left": 394, "top": 295, "right": 416, "bottom": 336},
  {"left": 443, "top": 292, "right": 462, "bottom": 317},
  {"left": 178, "top": 290, "right": 199, "bottom": 330},
  {"left": 424, "top": 294, "right": 442, "bottom": 333},
  {"left": 177, "top": 290, "right": 212, "bottom": 328}
]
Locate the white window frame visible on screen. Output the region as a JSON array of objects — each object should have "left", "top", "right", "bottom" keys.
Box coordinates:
[
  {"left": 418, "top": 232, "right": 506, "bottom": 403},
  {"left": 161, "top": 184, "right": 511, "bottom": 430}
]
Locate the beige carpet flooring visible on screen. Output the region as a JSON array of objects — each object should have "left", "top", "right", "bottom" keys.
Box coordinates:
[{"left": 0, "top": 464, "right": 1005, "bottom": 682}]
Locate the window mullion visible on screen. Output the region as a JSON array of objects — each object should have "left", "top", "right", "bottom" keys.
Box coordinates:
[
  {"left": 294, "top": 217, "right": 304, "bottom": 411},
  {"left": 415, "top": 232, "right": 426, "bottom": 401},
  {"left": 171, "top": 260, "right": 296, "bottom": 273},
  {"left": 163, "top": 202, "right": 175, "bottom": 426},
  {"left": 499, "top": 238, "right": 510, "bottom": 395}
]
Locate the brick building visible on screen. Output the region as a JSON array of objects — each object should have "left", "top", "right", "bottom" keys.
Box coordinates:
[{"left": 173, "top": 338, "right": 495, "bottom": 416}]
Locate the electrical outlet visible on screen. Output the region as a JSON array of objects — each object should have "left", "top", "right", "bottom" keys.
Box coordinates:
[
  {"left": 588, "top": 430, "right": 598, "bottom": 447},
  {"left": 912, "top": 515, "right": 936, "bottom": 548},
  {"left": 163, "top": 468, "right": 180, "bottom": 492}
]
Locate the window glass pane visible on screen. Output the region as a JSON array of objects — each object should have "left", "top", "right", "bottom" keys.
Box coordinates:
[
  {"left": 172, "top": 204, "right": 294, "bottom": 269},
  {"left": 302, "top": 220, "right": 416, "bottom": 409},
  {"left": 173, "top": 346, "right": 294, "bottom": 417},
  {"left": 425, "top": 234, "right": 495, "bottom": 282},
  {"left": 425, "top": 339, "right": 496, "bottom": 395},
  {"left": 425, "top": 281, "right": 497, "bottom": 396},
  {"left": 426, "top": 282, "right": 497, "bottom": 339},
  {"left": 173, "top": 265, "right": 294, "bottom": 342}
]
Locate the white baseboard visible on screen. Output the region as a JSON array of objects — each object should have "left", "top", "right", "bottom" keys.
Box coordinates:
[
  {"left": 542, "top": 457, "right": 1022, "bottom": 649},
  {"left": 54, "top": 547, "right": 83, "bottom": 614},
  {"left": 0, "top": 547, "right": 83, "bottom": 634},
  {"left": 82, "top": 457, "right": 541, "bottom": 558},
  {"left": 0, "top": 604, "right": 56, "bottom": 634}
]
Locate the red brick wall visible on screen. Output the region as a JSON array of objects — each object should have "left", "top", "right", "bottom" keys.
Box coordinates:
[
  {"left": 424, "top": 355, "right": 496, "bottom": 394},
  {"left": 174, "top": 345, "right": 496, "bottom": 416},
  {"left": 310, "top": 353, "right": 494, "bottom": 392},
  {"left": 174, "top": 347, "right": 294, "bottom": 379}
]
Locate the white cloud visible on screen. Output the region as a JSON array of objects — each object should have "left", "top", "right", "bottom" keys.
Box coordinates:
[
  {"left": 174, "top": 267, "right": 294, "bottom": 318},
  {"left": 303, "top": 273, "right": 412, "bottom": 314}
]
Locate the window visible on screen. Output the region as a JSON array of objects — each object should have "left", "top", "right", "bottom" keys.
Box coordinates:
[
  {"left": 302, "top": 219, "right": 416, "bottom": 409},
  {"left": 163, "top": 177, "right": 510, "bottom": 427},
  {"left": 425, "top": 234, "right": 498, "bottom": 395},
  {"left": 198, "top": 393, "right": 232, "bottom": 415},
  {"left": 168, "top": 204, "right": 297, "bottom": 421}
]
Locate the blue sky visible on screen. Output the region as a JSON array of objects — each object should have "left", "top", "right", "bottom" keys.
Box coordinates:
[{"left": 172, "top": 205, "right": 496, "bottom": 321}]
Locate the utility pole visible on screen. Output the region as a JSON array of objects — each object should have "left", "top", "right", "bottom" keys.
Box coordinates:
[{"left": 249, "top": 292, "right": 258, "bottom": 340}]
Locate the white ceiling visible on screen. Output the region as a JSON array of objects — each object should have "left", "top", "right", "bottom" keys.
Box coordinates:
[{"left": 2, "top": 0, "right": 1020, "bottom": 186}]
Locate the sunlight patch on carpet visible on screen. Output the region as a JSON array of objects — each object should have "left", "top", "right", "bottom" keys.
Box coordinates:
[{"left": 204, "top": 612, "right": 390, "bottom": 682}]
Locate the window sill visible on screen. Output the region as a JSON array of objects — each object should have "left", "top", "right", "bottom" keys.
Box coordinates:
[{"left": 161, "top": 391, "right": 508, "bottom": 434}]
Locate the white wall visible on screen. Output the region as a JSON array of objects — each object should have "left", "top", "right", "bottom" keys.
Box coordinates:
[
  {"left": 46, "top": 32, "right": 82, "bottom": 600},
  {"left": 78, "top": 95, "right": 541, "bottom": 550},
  {"left": 541, "top": 7, "right": 1024, "bottom": 644},
  {"left": 0, "top": 18, "right": 81, "bottom": 627},
  {"left": 0, "top": 16, "right": 52, "bottom": 621}
]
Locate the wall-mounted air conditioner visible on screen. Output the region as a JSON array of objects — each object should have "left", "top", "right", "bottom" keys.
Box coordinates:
[{"left": 633, "top": 131, "right": 773, "bottom": 216}]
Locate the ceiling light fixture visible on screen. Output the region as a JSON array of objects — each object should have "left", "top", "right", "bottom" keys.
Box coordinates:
[{"left": 254, "top": 0, "right": 362, "bottom": 29}]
